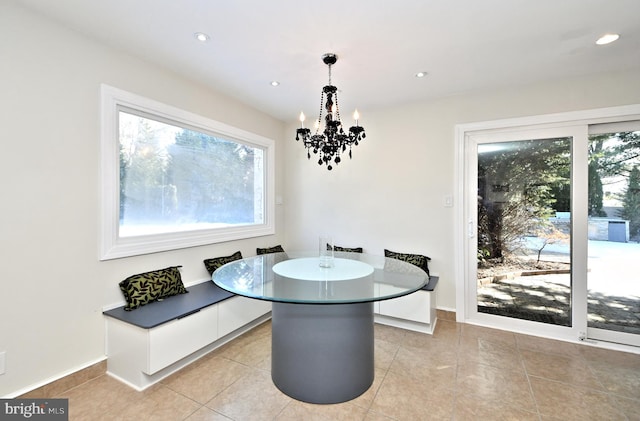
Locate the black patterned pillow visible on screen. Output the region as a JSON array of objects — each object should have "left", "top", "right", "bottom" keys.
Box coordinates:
[
  {"left": 203, "top": 251, "right": 243, "bottom": 275},
  {"left": 333, "top": 245, "right": 363, "bottom": 253},
  {"left": 256, "top": 245, "right": 285, "bottom": 255},
  {"left": 119, "top": 266, "right": 188, "bottom": 311},
  {"left": 384, "top": 249, "right": 431, "bottom": 276}
]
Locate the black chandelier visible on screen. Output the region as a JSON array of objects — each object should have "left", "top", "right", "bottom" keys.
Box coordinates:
[{"left": 296, "top": 53, "right": 366, "bottom": 170}]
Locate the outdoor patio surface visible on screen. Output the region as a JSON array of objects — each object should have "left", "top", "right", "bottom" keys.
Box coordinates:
[
  {"left": 478, "top": 272, "right": 640, "bottom": 335},
  {"left": 478, "top": 239, "right": 640, "bottom": 336}
]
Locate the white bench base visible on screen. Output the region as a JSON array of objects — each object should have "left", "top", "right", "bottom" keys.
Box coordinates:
[
  {"left": 105, "top": 294, "right": 271, "bottom": 391},
  {"left": 374, "top": 289, "right": 438, "bottom": 334}
]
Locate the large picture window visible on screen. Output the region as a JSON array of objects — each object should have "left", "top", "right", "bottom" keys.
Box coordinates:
[{"left": 101, "top": 85, "right": 275, "bottom": 260}]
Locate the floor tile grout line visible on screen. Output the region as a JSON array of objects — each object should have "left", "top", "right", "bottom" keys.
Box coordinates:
[
  {"left": 272, "top": 399, "right": 293, "bottom": 421},
  {"left": 525, "top": 369, "right": 639, "bottom": 420},
  {"left": 52, "top": 373, "right": 108, "bottom": 399},
  {"left": 456, "top": 329, "right": 545, "bottom": 418},
  {"left": 581, "top": 351, "right": 614, "bottom": 395},
  {"left": 363, "top": 348, "right": 395, "bottom": 416},
  {"left": 449, "top": 326, "right": 463, "bottom": 421},
  {"left": 516, "top": 341, "right": 543, "bottom": 421},
  {"left": 180, "top": 400, "right": 206, "bottom": 421},
  {"left": 526, "top": 372, "right": 613, "bottom": 394},
  {"left": 525, "top": 374, "right": 635, "bottom": 421},
  {"left": 363, "top": 368, "right": 391, "bottom": 421},
  {"left": 172, "top": 358, "right": 267, "bottom": 417},
  {"left": 160, "top": 380, "right": 212, "bottom": 408}
]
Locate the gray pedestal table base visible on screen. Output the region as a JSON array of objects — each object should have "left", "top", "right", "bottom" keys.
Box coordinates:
[{"left": 271, "top": 301, "right": 374, "bottom": 404}]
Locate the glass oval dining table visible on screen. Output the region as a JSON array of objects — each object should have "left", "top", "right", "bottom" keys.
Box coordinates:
[{"left": 212, "top": 251, "right": 428, "bottom": 404}]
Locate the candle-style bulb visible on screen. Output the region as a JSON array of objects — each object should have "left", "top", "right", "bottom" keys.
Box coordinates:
[
  {"left": 299, "top": 111, "right": 305, "bottom": 128},
  {"left": 353, "top": 109, "right": 360, "bottom": 126}
]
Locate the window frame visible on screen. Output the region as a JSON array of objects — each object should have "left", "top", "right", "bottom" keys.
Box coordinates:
[{"left": 100, "top": 84, "right": 275, "bottom": 260}]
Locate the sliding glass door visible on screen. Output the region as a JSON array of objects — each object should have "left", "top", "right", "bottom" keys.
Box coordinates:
[
  {"left": 461, "top": 116, "right": 640, "bottom": 347},
  {"left": 465, "top": 126, "right": 584, "bottom": 339},
  {"left": 587, "top": 124, "right": 640, "bottom": 346},
  {"left": 476, "top": 136, "right": 572, "bottom": 327}
]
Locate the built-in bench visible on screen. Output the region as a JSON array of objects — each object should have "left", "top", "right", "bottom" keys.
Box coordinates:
[
  {"left": 103, "top": 281, "right": 271, "bottom": 390},
  {"left": 375, "top": 276, "right": 439, "bottom": 334},
  {"left": 103, "top": 271, "right": 438, "bottom": 390}
]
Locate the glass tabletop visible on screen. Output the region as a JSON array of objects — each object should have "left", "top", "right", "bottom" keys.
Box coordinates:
[{"left": 212, "top": 251, "right": 429, "bottom": 304}]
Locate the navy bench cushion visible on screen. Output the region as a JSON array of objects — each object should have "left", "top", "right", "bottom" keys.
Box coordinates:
[
  {"left": 422, "top": 276, "right": 439, "bottom": 292},
  {"left": 103, "top": 282, "right": 234, "bottom": 329}
]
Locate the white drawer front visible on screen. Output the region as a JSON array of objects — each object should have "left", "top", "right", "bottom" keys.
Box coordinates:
[
  {"left": 146, "top": 305, "right": 218, "bottom": 374},
  {"left": 218, "top": 296, "right": 271, "bottom": 338},
  {"left": 379, "top": 289, "right": 431, "bottom": 324}
]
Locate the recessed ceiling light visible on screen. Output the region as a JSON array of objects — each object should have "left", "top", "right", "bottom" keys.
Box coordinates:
[
  {"left": 270, "top": 81, "right": 280, "bottom": 87},
  {"left": 596, "top": 33, "right": 619, "bottom": 45},
  {"left": 415, "top": 71, "right": 428, "bottom": 78},
  {"left": 194, "top": 32, "right": 210, "bottom": 42}
]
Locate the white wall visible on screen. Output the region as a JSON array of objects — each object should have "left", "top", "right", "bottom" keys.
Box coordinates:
[
  {"left": 284, "top": 69, "right": 640, "bottom": 312},
  {"left": 0, "top": 3, "right": 285, "bottom": 397}
]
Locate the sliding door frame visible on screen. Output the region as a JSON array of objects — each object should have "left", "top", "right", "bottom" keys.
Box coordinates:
[{"left": 454, "top": 104, "right": 640, "bottom": 349}]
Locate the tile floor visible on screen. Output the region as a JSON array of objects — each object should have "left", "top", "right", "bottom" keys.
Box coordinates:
[{"left": 55, "top": 320, "right": 639, "bottom": 420}]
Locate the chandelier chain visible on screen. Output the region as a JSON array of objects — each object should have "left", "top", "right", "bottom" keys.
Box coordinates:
[
  {"left": 333, "top": 91, "right": 342, "bottom": 123},
  {"left": 316, "top": 91, "right": 324, "bottom": 135}
]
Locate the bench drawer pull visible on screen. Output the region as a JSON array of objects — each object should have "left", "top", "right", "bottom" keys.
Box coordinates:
[{"left": 177, "top": 309, "right": 201, "bottom": 319}]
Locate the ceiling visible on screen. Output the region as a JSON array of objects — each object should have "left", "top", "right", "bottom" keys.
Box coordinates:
[{"left": 15, "top": 0, "right": 640, "bottom": 122}]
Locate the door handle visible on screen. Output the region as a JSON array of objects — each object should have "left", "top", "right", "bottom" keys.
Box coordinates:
[{"left": 468, "top": 219, "right": 475, "bottom": 238}]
